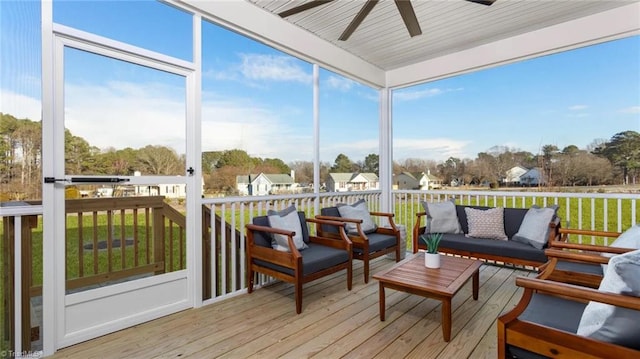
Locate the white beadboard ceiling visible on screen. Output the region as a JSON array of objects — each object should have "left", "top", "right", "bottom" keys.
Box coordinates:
[{"left": 246, "top": 0, "right": 637, "bottom": 71}]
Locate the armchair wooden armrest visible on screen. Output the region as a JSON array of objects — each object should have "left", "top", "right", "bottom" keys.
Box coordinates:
[
  {"left": 548, "top": 240, "right": 630, "bottom": 255},
  {"left": 498, "top": 276, "right": 640, "bottom": 359},
  {"left": 557, "top": 227, "right": 621, "bottom": 243},
  {"left": 369, "top": 211, "right": 399, "bottom": 231},
  {"left": 305, "top": 217, "right": 353, "bottom": 250},
  {"left": 315, "top": 215, "right": 366, "bottom": 239},
  {"left": 515, "top": 277, "right": 640, "bottom": 310},
  {"left": 412, "top": 212, "right": 427, "bottom": 253},
  {"left": 245, "top": 223, "right": 301, "bottom": 268}
]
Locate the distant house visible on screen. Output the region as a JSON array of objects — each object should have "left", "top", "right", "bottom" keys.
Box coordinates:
[
  {"left": 394, "top": 170, "right": 443, "bottom": 190},
  {"left": 502, "top": 166, "right": 529, "bottom": 186},
  {"left": 502, "top": 166, "right": 545, "bottom": 187},
  {"left": 236, "top": 173, "right": 298, "bottom": 196},
  {"left": 326, "top": 173, "right": 379, "bottom": 192},
  {"left": 520, "top": 167, "right": 545, "bottom": 186}
]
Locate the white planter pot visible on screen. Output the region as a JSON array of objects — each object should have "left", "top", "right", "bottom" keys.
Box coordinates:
[{"left": 424, "top": 253, "right": 441, "bottom": 269}]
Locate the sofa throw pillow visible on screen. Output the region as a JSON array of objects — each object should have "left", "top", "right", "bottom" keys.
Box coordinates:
[
  {"left": 601, "top": 225, "right": 640, "bottom": 272},
  {"left": 577, "top": 249, "right": 640, "bottom": 349},
  {"left": 337, "top": 199, "right": 377, "bottom": 234},
  {"left": 267, "top": 205, "right": 308, "bottom": 252},
  {"left": 512, "top": 205, "right": 559, "bottom": 249},
  {"left": 421, "top": 199, "right": 462, "bottom": 234},
  {"left": 464, "top": 207, "right": 508, "bottom": 240}
]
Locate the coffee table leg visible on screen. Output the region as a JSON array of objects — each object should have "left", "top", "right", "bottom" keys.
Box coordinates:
[
  {"left": 379, "top": 282, "right": 386, "bottom": 321},
  {"left": 442, "top": 299, "right": 452, "bottom": 342},
  {"left": 473, "top": 269, "right": 479, "bottom": 300}
]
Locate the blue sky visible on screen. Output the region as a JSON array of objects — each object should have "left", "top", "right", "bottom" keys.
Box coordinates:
[{"left": 1, "top": 0, "right": 639, "bottom": 165}]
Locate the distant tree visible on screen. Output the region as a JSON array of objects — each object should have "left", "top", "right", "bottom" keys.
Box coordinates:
[
  {"left": 202, "top": 151, "right": 223, "bottom": 173},
  {"left": 261, "top": 158, "right": 290, "bottom": 173},
  {"left": 540, "top": 144, "right": 559, "bottom": 186},
  {"left": 437, "top": 157, "right": 462, "bottom": 185},
  {"left": 206, "top": 165, "right": 244, "bottom": 195},
  {"left": 331, "top": 153, "right": 354, "bottom": 172},
  {"left": 289, "top": 160, "right": 314, "bottom": 185},
  {"left": 473, "top": 152, "right": 498, "bottom": 185},
  {"left": 361, "top": 153, "right": 379, "bottom": 174},
  {"left": 397, "top": 158, "right": 436, "bottom": 173},
  {"left": 216, "top": 149, "right": 257, "bottom": 169},
  {"left": 555, "top": 150, "right": 614, "bottom": 186},
  {"left": 95, "top": 147, "right": 138, "bottom": 175},
  {"left": 136, "top": 145, "right": 183, "bottom": 175},
  {"left": 594, "top": 131, "right": 640, "bottom": 185},
  {"left": 65, "top": 129, "right": 100, "bottom": 174}
]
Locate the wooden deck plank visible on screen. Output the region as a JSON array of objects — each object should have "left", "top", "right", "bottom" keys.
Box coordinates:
[
  {"left": 469, "top": 271, "right": 531, "bottom": 358},
  {"left": 50, "top": 255, "right": 536, "bottom": 359},
  {"left": 368, "top": 265, "right": 501, "bottom": 359},
  {"left": 403, "top": 266, "right": 517, "bottom": 359}
]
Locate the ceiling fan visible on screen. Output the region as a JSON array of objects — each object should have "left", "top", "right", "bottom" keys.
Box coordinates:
[{"left": 279, "top": 0, "right": 496, "bottom": 41}]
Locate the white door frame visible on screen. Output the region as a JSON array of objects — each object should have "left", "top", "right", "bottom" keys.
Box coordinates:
[{"left": 42, "top": 23, "right": 200, "bottom": 352}]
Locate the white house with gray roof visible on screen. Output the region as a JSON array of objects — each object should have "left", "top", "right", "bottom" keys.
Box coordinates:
[
  {"left": 326, "top": 173, "right": 379, "bottom": 192},
  {"left": 236, "top": 173, "right": 298, "bottom": 196}
]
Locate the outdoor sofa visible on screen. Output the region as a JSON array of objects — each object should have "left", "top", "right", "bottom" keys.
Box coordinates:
[{"left": 413, "top": 201, "right": 561, "bottom": 268}]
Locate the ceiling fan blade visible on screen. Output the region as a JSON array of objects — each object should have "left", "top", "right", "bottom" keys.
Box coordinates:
[
  {"left": 339, "top": 0, "right": 379, "bottom": 41},
  {"left": 279, "top": 0, "right": 334, "bottom": 18},
  {"left": 466, "top": 0, "right": 496, "bottom": 6},
  {"left": 394, "top": 0, "right": 421, "bottom": 38}
]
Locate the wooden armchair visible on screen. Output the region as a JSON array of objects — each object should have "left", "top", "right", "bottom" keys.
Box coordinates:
[
  {"left": 498, "top": 274, "right": 640, "bottom": 358},
  {"left": 317, "top": 205, "right": 401, "bottom": 283},
  {"left": 540, "top": 228, "right": 633, "bottom": 288},
  {"left": 246, "top": 211, "right": 353, "bottom": 314}
]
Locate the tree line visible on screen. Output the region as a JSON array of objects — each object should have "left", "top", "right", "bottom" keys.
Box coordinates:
[{"left": 2, "top": 112, "right": 638, "bottom": 199}]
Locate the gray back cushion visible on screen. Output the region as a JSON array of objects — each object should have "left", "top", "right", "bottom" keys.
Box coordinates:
[
  {"left": 252, "top": 212, "right": 310, "bottom": 248},
  {"left": 577, "top": 249, "right": 640, "bottom": 349},
  {"left": 455, "top": 205, "right": 528, "bottom": 239}
]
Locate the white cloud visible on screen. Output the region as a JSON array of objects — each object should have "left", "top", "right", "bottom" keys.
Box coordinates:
[
  {"left": 239, "top": 54, "right": 311, "bottom": 84},
  {"left": 200, "top": 94, "right": 312, "bottom": 161},
  {"left": 568, "top": 104, "right": 588, "bottom": 111},
  {"left": 64, "top": 81, "right": 187, "bottom": 153},
  {"left": 566, "top": 113, "right": 590, "bottom": 118},
  {"left": 393, "top": 138, "right": 472, "bottom": 162},
  {"left": 618, "top": 106, "right": 640, "bottom": 114},
  {"left": 320, "top": 139, "right": 379, "bottom": 163},
  {"left": 325, "top": 75, "right": 355, "bottom": 92},
  {"left": 0, "top": 89, "right": 41, "bottom": 121},
  {"left": 393, "top": 87, "right": 462, "bottom": 102}
]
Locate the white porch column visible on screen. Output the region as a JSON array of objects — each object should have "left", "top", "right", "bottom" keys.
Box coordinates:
[
  {"left": 41, "top": 0, "right": 57, "bottom": 355},
  {"left": 379, "top": 87, "right": 393, "bottom": 214},
  {"left": 313, "top": 64, "right": 320, "bottom": 214}
]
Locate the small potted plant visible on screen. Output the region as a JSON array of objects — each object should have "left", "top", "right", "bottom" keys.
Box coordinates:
[{"left": 421, "top": 233, "right": 443, "bottom": 268}]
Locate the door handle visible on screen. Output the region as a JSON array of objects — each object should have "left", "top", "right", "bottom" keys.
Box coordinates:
[
  {"left": 70, "top": 177, "right": 130, "bottom": 183},
  {"left": 44, "top": 177, "right": 130, "bottom": 183}
]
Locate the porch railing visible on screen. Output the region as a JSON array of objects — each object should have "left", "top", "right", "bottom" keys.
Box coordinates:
[
  {"left": 2, "top": 189, "right": 638, "bottom": 352},
  {"left": 203, "top": 189, "right": 639, "bottom": 303}
]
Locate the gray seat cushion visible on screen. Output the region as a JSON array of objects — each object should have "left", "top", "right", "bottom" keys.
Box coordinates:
[
  {"left": 506, "top": 293, "right": 588, "bottom": 359},
  {"left": 352, "top": 232, "right": 397, "bottom": 254},
  {"left": 255, "top": 242, "right": 349, "bottom": 276},
  {"left": 555, "top": 260, "right": 603, "bottom": 276},
  {"left": 438, "top": 234, "right": 548, "bottom": 263}
]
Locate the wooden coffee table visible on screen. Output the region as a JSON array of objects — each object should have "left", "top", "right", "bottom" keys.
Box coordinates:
[{"left": 373, "top": 253, "right": 483, "bottom": 341}]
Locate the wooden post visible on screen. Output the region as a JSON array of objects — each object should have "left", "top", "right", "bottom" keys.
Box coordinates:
[{"left": 2, "top": 216, "right": 15, "bottom": 351}]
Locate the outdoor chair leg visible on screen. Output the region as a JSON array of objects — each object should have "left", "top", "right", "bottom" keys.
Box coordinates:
[
  {"left": 247, "top": 267, "right": 254, "bottom": 294},
  {"left": 295, "top": 281, "right": 303, "bottom": 314},
  {"left": 363, "top": 253, "right": 370, "bottom": 283}
]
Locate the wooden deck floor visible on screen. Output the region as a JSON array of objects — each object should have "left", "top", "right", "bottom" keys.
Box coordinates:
[{"left": 50, "top": 255, "right": 535, "bottom": 359}]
